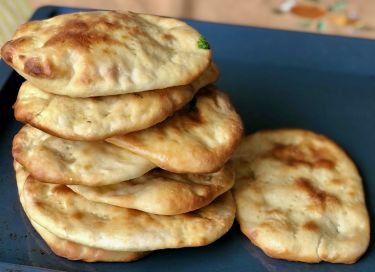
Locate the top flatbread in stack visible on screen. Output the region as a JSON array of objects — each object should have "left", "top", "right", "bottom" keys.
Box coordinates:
[
  {"left": 1, "top": 11, "right": 211, "bottom": 97},
  {"left": 232, "top": 129, "right": 370, "bottom": 264}
]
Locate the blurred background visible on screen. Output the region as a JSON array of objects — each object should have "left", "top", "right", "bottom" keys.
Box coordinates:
[{"left": 1, "top": 0, "right": 375, "bottom": 44}]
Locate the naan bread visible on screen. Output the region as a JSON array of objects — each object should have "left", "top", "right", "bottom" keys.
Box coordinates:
[
  {"left": 1, "top": 11, "right": 211, "bottom": 97},
  {"left": 22, "top": 174, "right": 235, "bottom": 251},
  {"left": 107, "top": 87, "right": 243, "bottom": 173},
  {"left": 232, "top": 129, "right": 370, "bottom": 264},
  {"left": 69, "top": 164, "right": 234, "bottom": 215},
  {"left": 13, "top": 125, "right": 155, "bottom": 186},
  {"left": 13, "top": 64, "right": 218, "bottom": 141},
  {"left": 14, "top": 161, "right": 147, "bottom": 262},
  {"left": 30, "top": 221, "right": 148, "bottom": 262}
]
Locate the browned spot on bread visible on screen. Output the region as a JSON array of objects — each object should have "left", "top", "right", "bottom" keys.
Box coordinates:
[
  {"left": 296, "top": 178, "right": 327, "bottom": 206},
  {"left": 1, "top": 37, "right": 33, "bottom": 64},
  {"left": 72, "top": 212, "right": 84, "bottom": 220},
  {"left": 270, "top": 144, "right": 335, "bottom": 169},
  {"left": 348, "top": 191, "right": 357, "bottom": 198},
  {"left": 52, "top": 185, "right": 71, "bottom": 195},
  {"left": 64, "top": 19, "right": 89, "bottom": 32},
  {"left": 34, "top": 201, "right": 44, "bottom": 208},
  {"left": 309, "top": 145, "right": 336, "bottom": 169},
  {"left": 128, "top": 26, "right": 145, "bottom": 37},
  {"left": 162, "top": 33, "right": 174, "bottom": 41},
  {"left": 97, "top": 20, "right": 122, "bottom": 31},
  {"left": 295, "top": 177, "right": 339, "bottom": 209},
  {"left": 330, "top": 178, "right": 344, "bottom": 185},
  {"left": 303, "top": 221, "right": 319, "bottom": 231},
  {"left": 106, "top": 65, "right": 118, "bottom": 78},
  {"left": 101, "top": 48, "right": 111, "bottom": 54},
  {"left": 125, "top": 208, "right": 143, "bottom": 218},
  {"left": 83, "top": 164, "right": 92, "bottom": 170},
  {"left": 272, "top": 144, "right": 305, "bottom": 164},
  {"left": 313, "top": 159, "right": 335, "bottom": 169},
  {"left": 45, "top": 31, "right": 113, "bottom": 49},
  {"left": 43, "top": 18, "right": 122, "bottom": 50},
  {"left": 1, "top": 41, "right": 14, "bottom": 64},
  {"left": 24, "top": 57, "right": 53, "bottom": 78},
  {"left": 186, "top": 111, "right": 203, "bottom": 125},
  {"left": 247, "top": 228, "right": 258, "bottom": 239}
]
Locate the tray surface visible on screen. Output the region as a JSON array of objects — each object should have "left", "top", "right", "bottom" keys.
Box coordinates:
[{"left": 0, "top": 6, "right": 374, "bottom": 272}]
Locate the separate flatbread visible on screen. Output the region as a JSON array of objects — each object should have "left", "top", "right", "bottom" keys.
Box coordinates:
[
  {"left": 22, "top": 173, "right": 235, "bottom": 251},
  {"left": 107, "top": 87, "right": 243, "bottom": 173},
  {"left": 1, "top": 11, "right": 211, "bottom": 97},
  {"left": 68, "top": 164, "right": 234, "bottom": 215},
  {"left": 13, "top": 125, "right": 155, "bottom": 186},
  {"left": 13, "top": 64, "right": 218, "bottom": 141},
  {"left": 232, "top": 129, "right": 370, "bottom": 264},
  {"left": 14, "top": 161, "right": 147, "bottom": 262}
]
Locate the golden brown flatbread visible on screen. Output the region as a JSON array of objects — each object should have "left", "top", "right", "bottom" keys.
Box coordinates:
[
  {"left": 69, "top": 164, "right": 234, "bottom": 215},
  {"left": 30, "top": 221, "right": 148, "bottom": 262},
  {"left": 107, "top": 87, "right": 243, "bottom": 173},
  {"left": 22, "top": 173, "right": 235, "bottom": 251},
  {"left": 14, "top": 161, "right": 147, "bottom": 262},
  {"left": 1, "top": 11, "right": 211, "bottom": 97},
  {"left": 13, "top": 64, "right": 218, "bottom": 141},
  {"left": 232, "top": 129, "right": 370, "bottom": 264},
  {"left": 13, "top": 125, "right": 155, "bottom": 186}
]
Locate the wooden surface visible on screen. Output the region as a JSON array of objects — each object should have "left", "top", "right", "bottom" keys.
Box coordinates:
[{"left": 29, "top": 0, "right": 375, "bottom": 39}]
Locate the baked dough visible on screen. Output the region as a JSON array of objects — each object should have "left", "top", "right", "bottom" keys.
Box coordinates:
[
  {"left": 14, "top": 161, "right": 148, "bottom": 262},
  {"left": 107, "top": 87, "right": 243, "bottom": 173},
  {"left": 22, "top": 174, "right": 235, "bottom": 251},
  {"left": 13, "top": 64, "right": 219, "bottom": 141},
  {"left": 1, "top": 11, "right": 211, "bottom": 97},
  {"left": 13, "top": 125, "right": 155, "bottom": 186},
  {"left": 232, "top": 129, "right": 370, "bottom": 264},
  {"left": 69, "top": 164, "right": 234, "bottom": 215}
]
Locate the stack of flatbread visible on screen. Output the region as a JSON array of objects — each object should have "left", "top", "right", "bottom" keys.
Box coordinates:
[{"left": 2, "top": 11, "right": 243, "bottom": 262}]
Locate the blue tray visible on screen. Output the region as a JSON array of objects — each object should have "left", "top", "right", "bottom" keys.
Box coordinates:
[{"left": 0, "top": 6, "right": 374, "bottom": 272}]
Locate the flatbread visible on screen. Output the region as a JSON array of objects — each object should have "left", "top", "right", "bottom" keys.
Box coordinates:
[
  {"left": 232, "top": 129, "right": 370, "bottom": 264},
  {"left": 14, "top": 161, "right": 147, "bottom": 262},
  {"left": 1, "top": 11, "right": 211, "bottom": 97},
  {"left": 22, "top": 173, "right": 235, "bottom": 251},
  {"left": 13, "top": 125, "right": 155, "bottom": 186},
  {"left": 30, "top": 221, "right": 148, "bottom": 262},
  {"left": 68, "top": 164, "right": 234, "bottom": 215},
  {"left": 107, "top": 87, "right": 243, "bottom": 173},
  {"left": 13, "top": 64, "right": 219, "bottom": 141}
]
